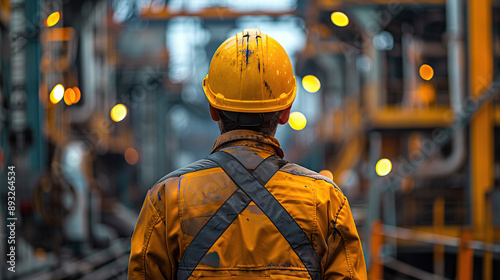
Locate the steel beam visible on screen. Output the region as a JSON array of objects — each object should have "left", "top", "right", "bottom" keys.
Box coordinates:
[{"left": 468, "top": 0, "right": 494, "bottom": 280}]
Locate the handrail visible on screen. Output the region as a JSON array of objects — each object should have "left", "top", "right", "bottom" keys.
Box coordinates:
[
  {"left": 383, "top": 256, "right": 453, "bottom": 280},
  {"left": 380, "top": 225, "right": 500, "bottom": 253}
]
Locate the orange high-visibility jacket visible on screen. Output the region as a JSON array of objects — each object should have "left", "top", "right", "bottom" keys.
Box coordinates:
[{"left": 128, "top": 130, "right": 367, "bottom": 279}]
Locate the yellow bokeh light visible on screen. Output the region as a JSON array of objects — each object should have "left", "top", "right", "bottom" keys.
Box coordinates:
[
  {"left": 49, "top": 84, "right": 64, "bottom": 104},
  {"left": 331, "top": 11, "right": 349, "bottom": 27},
  {"left": 319, "top": 170, "right": 334, "bottom": 181},
  {"left": 289, "top": 111, "right": 307, "bottom": 130},
  {"left": 35, "top": 248, "right": 47, "bottom": 261},
  {"left": 73, "top": 87, "right": 81, "bottom": 103},
  {"left": 376, "top": 158, "right": 392, "bottom": 177},
  {"left": 45, "top": 11, "right": 61, "bottom": 27},
  {"left": 64, "top": 88, "right": 76, "bottom": 105},
  {"left": 111, "top": 104, "right": 127, "bottom": 122},
  {"left": 125, "top": 147, "right": 139, "bottom": 165},
  {"left": 419, "top": 64, "right": 434, "bottom": 81},
  {"left": 302, "top": 75, "right": 321, "bottom": 93}
]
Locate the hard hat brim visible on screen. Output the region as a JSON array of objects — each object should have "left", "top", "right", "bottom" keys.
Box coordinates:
[{"left": 203, "top": 76, "right": 296, "bottom": 113}]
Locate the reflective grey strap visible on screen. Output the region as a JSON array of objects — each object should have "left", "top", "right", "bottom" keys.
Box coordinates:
[
  {"left": 208, "top": 151, "right": 321, "bottom": 280},
  {"left": 177, "top": 153, "right": 286, "bottom": 280}
]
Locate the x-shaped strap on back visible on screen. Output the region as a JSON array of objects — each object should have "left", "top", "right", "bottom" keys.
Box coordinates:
[{"left": 177, "top": 151, "right": 321, "bottom": 280}]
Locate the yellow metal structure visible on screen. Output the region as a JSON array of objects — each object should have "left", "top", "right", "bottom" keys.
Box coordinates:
[
  {"left": 369, "top": 221, "right": 384, "bottom": 280},
  {"left": 457, "top": 231, "right": 474, "bottom": 280},
  {"left": 469, "top": 0, "right": 494, "bottom": 279},
  {"left": 42, "top": 27, "right": 75, "bottom": 42},
  {"left": 140, "top": 6, "right": 294, "bottom": 20},
  {"left": 318, "top": 0, "right": 446, "bottom": 9},
  {"left": 368, "top": 106, "right": 454, "bottom": 129},
  {"left": 203, "top": 29, "right": 296, "bottom": 113},
  {"left": 0, "top": 0, "right": 9, "bottom": 26},
  {"left": 433, "top": 198, "right": 445, "bottom": 276}
]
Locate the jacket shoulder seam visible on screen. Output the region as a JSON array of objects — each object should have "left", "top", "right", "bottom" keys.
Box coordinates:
[
  {"left": 333, "top": 196, "right": 347, "bottom": 223},
  {"left": 142, "top": 195, "right": 163, "bottom": 279},
  {"left": 333, "top": 196, "right": 354, "bottom": 279},
  {"left": 155, "top": 159, "right": 219, "bottom": 185},
  {"left": 280, "top": 163, "right": 344, "bottom": 194},
  {"left": 148, "top": 183, "right": 166, "bottom": 222},
  {"left": 336, "top": 222, "right": 355, "bottom": 279}
]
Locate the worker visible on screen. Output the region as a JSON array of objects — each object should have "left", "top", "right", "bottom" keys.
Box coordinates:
[{"left": 128, "top": 29, "right": 367, "bottom": 279}]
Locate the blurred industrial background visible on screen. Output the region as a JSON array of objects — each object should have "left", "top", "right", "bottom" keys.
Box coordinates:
[{"left": 1, "top": 0, "right": 500, "bottom": 279}]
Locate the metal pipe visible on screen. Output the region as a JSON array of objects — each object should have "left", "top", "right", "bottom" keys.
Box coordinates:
[
  {"left": 70, "top": 5, "right": 100, "bottom": 123},
  {"left": 415, "top": 0, "right": 466, "bottom": 177},
  {"left": 401, "top": 27, "right": 417, "bottom": 107}
]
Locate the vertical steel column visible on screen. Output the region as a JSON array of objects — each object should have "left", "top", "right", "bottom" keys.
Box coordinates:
[
  {"left": 433, "top": 197, "right": 445, "bottom": 276},
  {"left": 364, "top": 132, "right": 382, "bottom": 274},
  {"left": 25, "top": 0, "right": 44, "bottom": 171},
  {"left": 8, "top": 0, "right": 28, "bottom": 151},
  {"left": 369, "top": 220, "right": 384, "bottom": 280},
  {"left": 468, "top": 0, "right": 494, "bottom": 279},
  {"left": 457, "top": 230, "right": 473, "bottom": 280}
]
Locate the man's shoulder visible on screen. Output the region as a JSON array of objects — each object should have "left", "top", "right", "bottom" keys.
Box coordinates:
[
  {"left": 280, "top": 163, "right": 343, "bottom": 194},
  {"left": 145, "top": 158, "right": 219, "bottom": 215},
  {"left": 151, "top": 157, "right": 343, "bottom": 195},
  {"left": 154, "top": 158, "right": 219, "bottom": 185}
]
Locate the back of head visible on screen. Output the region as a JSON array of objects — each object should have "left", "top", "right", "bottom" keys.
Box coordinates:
[{"left": 203, "top": 29, "right": 296, "bottom": 134}]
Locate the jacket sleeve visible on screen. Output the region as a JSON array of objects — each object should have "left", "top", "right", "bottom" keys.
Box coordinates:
[
  {"left": 128, "top": 186, "right": 171, "bottom": 279},
  {"left": 324, "top": 196, "right": 367, "bottom": 279}
]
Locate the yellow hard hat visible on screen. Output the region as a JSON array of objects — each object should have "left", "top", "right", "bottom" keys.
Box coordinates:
[{"left": 203, "top": 29, "right": 296, "bottom": 113}]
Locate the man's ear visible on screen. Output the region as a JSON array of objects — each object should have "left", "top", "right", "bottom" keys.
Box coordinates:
[
  {"left": 278, "top": 106, "right": 291, "bottom": 125},
  {"left": 209, "top": 105, "right": 220, "bottom": 121}
]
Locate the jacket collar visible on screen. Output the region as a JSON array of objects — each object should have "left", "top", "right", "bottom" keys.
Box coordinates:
[{"left": 211, "top": 129, "right": 284, "bottom": 158}]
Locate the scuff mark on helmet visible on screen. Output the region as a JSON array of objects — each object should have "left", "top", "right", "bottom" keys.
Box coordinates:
[
  {"left": 245, "top": 33, "right": 250, "bottom": 65},
  {"left": 264, "top": 81, "right": 272, "bottom": 95}
]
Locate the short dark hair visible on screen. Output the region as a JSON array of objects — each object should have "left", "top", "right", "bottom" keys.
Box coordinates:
[{"left": 218, "top": 110, "right": 280, "bottom": 135}]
